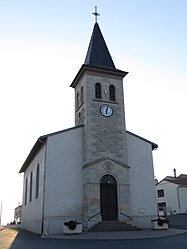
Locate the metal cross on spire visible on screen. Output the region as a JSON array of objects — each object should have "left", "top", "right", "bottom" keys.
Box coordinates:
[{"left": 92, "top": 6, "right": 100, "bottom": 23}]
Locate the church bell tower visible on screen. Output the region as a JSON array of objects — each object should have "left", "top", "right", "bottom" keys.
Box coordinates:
[
  {"left": 70, "top": 15, "right": 131, "bottom": 226},
  {"left": 70, "top": 22, "right": 129, "bottom": 165}
]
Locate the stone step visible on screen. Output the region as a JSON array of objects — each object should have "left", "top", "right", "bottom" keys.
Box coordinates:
[{"left": 90, "top": 221, "right": 141, "bottom": 231}]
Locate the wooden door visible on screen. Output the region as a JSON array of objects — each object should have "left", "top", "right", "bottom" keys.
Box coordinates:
[{"left": 100, "top": 175, "right": 118, "bottom": 221}]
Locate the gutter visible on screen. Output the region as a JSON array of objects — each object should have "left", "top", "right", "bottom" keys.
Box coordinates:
[
  {"left": 177, "top": 186, "right": 181, "bottom": 214},
  {"left": 39, "top": 138, "right": 47, "bottom": 236}
]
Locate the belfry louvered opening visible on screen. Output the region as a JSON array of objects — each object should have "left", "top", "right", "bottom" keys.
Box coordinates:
[
  {"left": 109, "top": 85, "right": 116, "bottom": 101},
  {"left": 95, "top": 82, "right": 102, "bottom": 99}
]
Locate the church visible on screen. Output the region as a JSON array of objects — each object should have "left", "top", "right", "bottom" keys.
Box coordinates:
[{"left": 19, "top": 17, "right": 158, "bottom": 235}]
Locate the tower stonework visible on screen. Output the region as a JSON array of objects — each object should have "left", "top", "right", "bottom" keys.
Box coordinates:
[
  {"left": 71, "top": 23, "right": 131, "bottom": 227},
  {"left": 74, "top": 68, "right": 128, "bottom": 165}
]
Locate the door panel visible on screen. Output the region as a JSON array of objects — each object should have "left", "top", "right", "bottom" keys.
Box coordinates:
[{"left": 100, "top": 175, "right": 118, "bottom": 221}]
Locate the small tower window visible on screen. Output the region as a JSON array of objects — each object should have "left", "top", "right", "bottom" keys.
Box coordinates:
[
  {"left": 95, "top": 83, "right": 102, "bottom": 99},
  {"left": 109, "top": 85, "right": 116, "bottom": 101},
  {"left": 80, "top": 87, "right": 84, "bottom": 104}
]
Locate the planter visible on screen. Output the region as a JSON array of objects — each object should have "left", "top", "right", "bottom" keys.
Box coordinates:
[
  {"left": 63, "top": 220, "right": 82, "bottom": 234},
  {"left": 151, "top": 217, "right": 169, "bottom": 230}
]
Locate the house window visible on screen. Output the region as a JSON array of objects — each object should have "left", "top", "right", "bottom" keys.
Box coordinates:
[
  {"left": 95, "top": 83, "right": 102, "bottom": 99},
  {"left": 158, "top": 202, "right": 166, "bottom": 212},
  {"left": 25, "top": 178, "right": 28, "bottom": 206},
  {"left": 158, "top": 202, "right": 166, "bottom": 207},
  {"left": 157, "top": 189, "right": 164, "bottom": 197},
  {"left": 35, "top": 164, "right": 39, "bottom": 199},
  {"left": 109, "top": 85, "right": 116, "bottom": 101},
  {"left": 29, "top": 172, "right": 33, "bottom": 202}
]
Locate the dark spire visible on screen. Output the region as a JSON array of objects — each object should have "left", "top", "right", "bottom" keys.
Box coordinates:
[{"left": 84, "top": 22, "right": 116, "bottom": 69}]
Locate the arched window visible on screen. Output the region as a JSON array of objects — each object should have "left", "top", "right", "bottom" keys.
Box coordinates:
[
  {"left": 95, "top": 83, "right": 102, "bottom": 99},
  {"left": 80, "top": 87, "right": 84, "bottom": 104},
  {"left": 25, "top": 178, "right": 28, "bottom": 206},
  {"left": 29, "top": 172, "right": 33, "bottom": 202},
  {"left": 35, "top": 164, "right": 39, "bottom": 199},
  {"left": 109, "top": 85, "right": 116, "bottom": 101},
  {"left": 76, "top": 92, "right": 79, "bottom": 109},
  {"left": 100, "top": 174, "right": 116, "bottom": 185}
]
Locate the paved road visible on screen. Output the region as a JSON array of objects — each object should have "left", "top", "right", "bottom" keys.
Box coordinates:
[{"left": 0, "top": 227, "right": 187, "bottom": 249}]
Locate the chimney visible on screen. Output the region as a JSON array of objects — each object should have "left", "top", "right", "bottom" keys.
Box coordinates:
[{"left": 173, "top": 168, "right": 177, "bottom": 178}]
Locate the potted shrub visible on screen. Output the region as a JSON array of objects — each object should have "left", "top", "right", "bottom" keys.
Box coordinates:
[
  {"left": 151, "top": 216, "right": 169, "bottom": 230},
  {"left": 63, "top": 220, "right": 82, "bottom": 234}
]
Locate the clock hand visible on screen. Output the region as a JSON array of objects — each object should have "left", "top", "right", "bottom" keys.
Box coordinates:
[{"left": 106, "top": 106, "right": 109, "bottom": 114}]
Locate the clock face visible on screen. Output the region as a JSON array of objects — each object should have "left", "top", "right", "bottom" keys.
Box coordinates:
[{"left": 100, "top": 104, "right": 113, "bottom": 117}]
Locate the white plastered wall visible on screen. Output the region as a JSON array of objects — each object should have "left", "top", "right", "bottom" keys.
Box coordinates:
[
  {"left": 21, "top": 145, "right": 46, "bottom": 234},
  {"left": 178, "top": 186, "right": 187, "bottom": 213},
  {"left": 127, "top": 133, "right": 157, "bottom": 228},
  {"left": 43, "top": 126, "right": 83, "bottom": 234}
]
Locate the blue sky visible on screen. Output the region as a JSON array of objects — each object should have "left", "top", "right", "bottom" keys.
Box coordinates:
[
  {"left": 1, "top": 0, "right": 187, "bottom": 72},
  {"left": 0, "top": 0, "right": 187, "bottom": 224}
]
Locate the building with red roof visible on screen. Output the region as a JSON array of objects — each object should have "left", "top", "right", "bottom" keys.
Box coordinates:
[{"left": 156, "top": 174, "right": 187, "bottom": 215}]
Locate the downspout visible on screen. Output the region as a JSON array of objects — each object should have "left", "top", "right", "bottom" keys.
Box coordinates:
[
  {"left": 177, "top": 186, "right": 181, "bottom": 214},
  {"left": 0, "top": 200, "right": 2, "bottom": 226},
  {"left": 39, "top": 138, "right": 47, "bottom": 236}
]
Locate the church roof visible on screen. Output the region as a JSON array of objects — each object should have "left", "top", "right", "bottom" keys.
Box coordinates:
[
  {"left": 84, "top": 22, "right": 115, "bottom": 69},
  {"left": 126, "top": 131, "right": 158, "bottom": 150},
  {"left": 19, "top": 126, "right": 157, "bottom": 173}
]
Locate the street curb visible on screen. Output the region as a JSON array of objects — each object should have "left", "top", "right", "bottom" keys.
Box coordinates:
[{"left": 42, "top": 229, "right": 187, "bottom": 240}]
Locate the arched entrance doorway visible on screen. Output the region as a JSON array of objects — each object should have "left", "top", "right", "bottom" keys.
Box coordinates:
[{"left": 100, "top": 174, "right": 118, "bottom": 221}]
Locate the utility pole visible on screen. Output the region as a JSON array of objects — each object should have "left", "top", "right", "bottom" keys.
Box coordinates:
[{"left": 0, "top": 200, "right": 2, "bottom": 226}]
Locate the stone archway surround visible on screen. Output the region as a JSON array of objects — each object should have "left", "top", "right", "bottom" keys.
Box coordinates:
[{"left": 83, "top": 158, "right": 131, "bottom": 228}]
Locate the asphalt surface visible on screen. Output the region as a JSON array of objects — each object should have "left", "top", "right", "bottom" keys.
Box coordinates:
[
  {"left": 0, "top": 226, "right": 187, "bottom": 249},
  {"left": 1, "top": 215, "right": 187, "bottom": 249}
]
